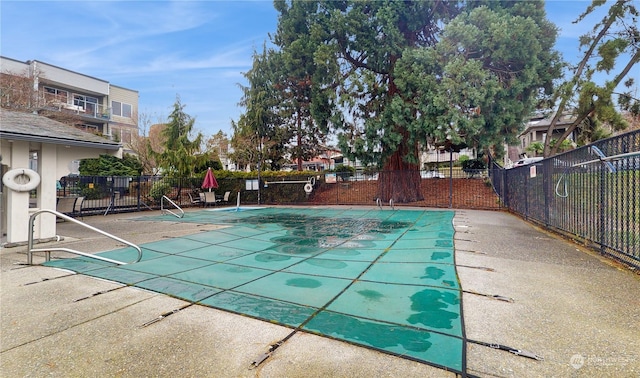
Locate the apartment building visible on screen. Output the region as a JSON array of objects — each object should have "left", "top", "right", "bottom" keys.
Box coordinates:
[
  {"left": 0, "top": 56, "right": 138, "bottom": 145},
  {"left": 514, "top": 112, "right": 577, "bottom": 159}
]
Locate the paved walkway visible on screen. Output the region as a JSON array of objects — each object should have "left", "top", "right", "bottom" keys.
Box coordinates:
[{"left": 1, "top": 207, "right": 638, "bottom": 377}]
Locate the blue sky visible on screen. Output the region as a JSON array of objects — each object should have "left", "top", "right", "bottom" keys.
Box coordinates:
[{"left": 1, "top": 1, "right": 634, "bottom": 138}]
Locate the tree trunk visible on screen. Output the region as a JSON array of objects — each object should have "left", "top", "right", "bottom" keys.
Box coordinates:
[
  {"left": 296, "top": 111, "right": 303, "bottom": 171},
  {"left": 377, "top": 129, "right": 423, "bottom": 203},
  {"left": 376, "top": 56, "right": 423, "bottom": 203}
]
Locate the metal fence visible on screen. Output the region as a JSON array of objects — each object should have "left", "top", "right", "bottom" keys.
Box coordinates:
[
  {"left": 52, "top": 131, "right": 639, "bottom": 269},
  {"left": 56, "top": 167, "right": 499, "bottom": 217},
  {"left": 489, "top": 129, "right": 640, "bottom": 270},
  {"left": 307, "top": 168, "right": 499, "bottom": 209}
]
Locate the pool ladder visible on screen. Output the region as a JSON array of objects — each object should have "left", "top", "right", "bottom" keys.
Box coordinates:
[
  {"left": 27, "top": 209, "right": 142, "bottom": 265},
  {"left": 161, "top": 195, "right": 184, "bottom": 218},
  {"left": 376, "top": 198, "right": 395, "bottom": 210}
]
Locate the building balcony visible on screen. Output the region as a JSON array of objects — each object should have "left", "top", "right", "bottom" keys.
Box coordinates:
[
  {"left": 39, "top": 89, "right": 110, "bottom": 121},
  {"left": 47, "top": 102, "right": 110, "bottom": 121}
]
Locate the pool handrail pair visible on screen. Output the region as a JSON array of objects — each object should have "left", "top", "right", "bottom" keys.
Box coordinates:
[
  {"left": 376, "top": 197, "right": 395, "bottom": 210},
  {"left": 27, "top": 209, "right": 142, "bottom": 265},
  {"left": 161, "top": 195, "right": 184, "bottom": 218}
]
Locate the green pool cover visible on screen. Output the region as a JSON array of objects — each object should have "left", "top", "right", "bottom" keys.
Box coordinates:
[{"left": 44, "top": 207, "right": 465, "bottom": 373}]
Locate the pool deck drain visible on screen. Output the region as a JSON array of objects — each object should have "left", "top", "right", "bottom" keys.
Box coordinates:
[{"left": 2, "top": 207, "right": 638, "bottom": 377}]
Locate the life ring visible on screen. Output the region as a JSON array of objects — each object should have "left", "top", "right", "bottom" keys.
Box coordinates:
[
  {"left": 2, "top": 168, "right": 41, "bottom": 192},
  {"left": 308, "top": 176, "right": 316, "bottom": 186},
  {"left": 304, "top": 183, "right": 313, "bottom": 194}
]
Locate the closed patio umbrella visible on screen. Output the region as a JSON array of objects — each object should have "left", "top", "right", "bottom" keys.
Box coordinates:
[{"left": 201, "top": 167, "right": 218, "bottom": 192}]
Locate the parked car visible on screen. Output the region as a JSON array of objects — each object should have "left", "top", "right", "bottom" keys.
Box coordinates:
[
  {"left": 421, "top": 170, "right": 445, "bottom": 179},
  {"left": 512, "top": 157, "right": 543, "bottom": 168}
]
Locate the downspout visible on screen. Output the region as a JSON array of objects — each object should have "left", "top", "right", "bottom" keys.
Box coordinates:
[{"left": 31, "top": 61, "right": 39, "bottom": 110}]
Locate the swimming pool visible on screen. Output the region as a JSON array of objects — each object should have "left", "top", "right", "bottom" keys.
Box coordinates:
[{"left": 44, "top": 207, "right": 464, "bottom": 373}]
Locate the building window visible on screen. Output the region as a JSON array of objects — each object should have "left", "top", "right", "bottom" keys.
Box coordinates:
[
  {"left": 121, "top": 129, "right": 132, "bottom": 144},
  {"left": 122, "top": 103, "right": 132, "bottom": 118},
  {"left": 74, "top": 94, "right": 98, "bottom": 115},
  {"left": 77, "top": 123, "right": 100, "bottom": 135},
  {"left": 29, "top": 151, "right": 38, "bottom": 208},
  {"left": 74, "top": 94, "right": 97, "bottom": 107},
  {"left": 112, "top": 101, "right": 121, "bottom": 116},
  {"left": 111, "top": 128, "right": 133, "bottom": 144},
  {"left": 44, "top": 86, "right": 68, "bottom": 103},
  {"left": 112, "top": 101, "right": 133, "bottom": 118}
]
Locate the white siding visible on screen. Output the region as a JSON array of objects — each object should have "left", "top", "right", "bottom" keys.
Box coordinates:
[
  {"left": 0, "top": 56, "right": 29, "bottom": 74},
  {"left": 34, "top": 61, "right": 109, "bottom": 95},
  {"left": 55, "top": 145, "right": 121, "bottom": 178}
]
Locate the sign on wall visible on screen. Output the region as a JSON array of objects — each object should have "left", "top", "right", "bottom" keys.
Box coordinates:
[{"left": 245, "top": 179, "right": 259, "bottom": 190}]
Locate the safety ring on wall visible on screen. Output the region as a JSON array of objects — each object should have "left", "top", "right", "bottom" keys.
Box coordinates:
[
  {"left": 308, "top": 176, "right": 316, "bottom": 186},
  {"left": 304, "top": 183, "right": 314, "bottom": 194},
  {"left": 2, "top": 168, "right": 41, "bottom": 192}
]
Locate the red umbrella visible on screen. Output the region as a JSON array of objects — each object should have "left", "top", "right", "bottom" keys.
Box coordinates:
[{"left": 201, "top": 168, "right": 219, "bottom": 192}]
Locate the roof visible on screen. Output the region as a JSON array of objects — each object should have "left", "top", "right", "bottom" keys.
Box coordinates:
[
  {"left": 0, "top": 109, "right": 121, "bottom": 150},
  {"left": 520, "top": 112, "right": 577, "bottom": 135}
]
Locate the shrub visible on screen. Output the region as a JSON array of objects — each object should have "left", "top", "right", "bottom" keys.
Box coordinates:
[
  {"left": 80, "top": 186, "right": 103, "bottom": 200},
  {"left": 149, "top": 180, "right": 172, "bottom": 201},
  {"left": 462, "top": 159, "right": 487, "bottom": 178},
  {"left": 462, "top": 159, "right": 486, "bottom": 171},
  {"left": 332, "top": 165, "right": 355, "bottom": 181}
]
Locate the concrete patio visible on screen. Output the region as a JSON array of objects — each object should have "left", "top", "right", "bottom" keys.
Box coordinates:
[{"left": 1, "top": 207, "right": 638, "bottom": 377}]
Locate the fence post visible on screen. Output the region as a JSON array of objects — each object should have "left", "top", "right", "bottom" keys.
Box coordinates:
[
  {"left": 524, "top": 172, "right": 529, "bottom": 220},
  {"left": 137, "top": 176, "right": 141, "bottom": 211},
  {"left": 449, "top": 149, "right": 453, "bottom": 208},
  {"left": 543, "top": 159, "right": 551, "bottom": 227},
  {"left": 598, "top": 167, "right": 606, "bottom": 255},
  {"left": 502, "top": 164, "right": 509, "bottom": 209}
]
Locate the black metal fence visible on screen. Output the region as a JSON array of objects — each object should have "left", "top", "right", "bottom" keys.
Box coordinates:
[
  {"left": 489, "top": 129, "right": 640, "bottom": 270},
  {"left": 57, "top": 167, "right": 499, "bottom": 218},
  {"left": 53, "top": 131, "right": 638, "bottom": 269}
]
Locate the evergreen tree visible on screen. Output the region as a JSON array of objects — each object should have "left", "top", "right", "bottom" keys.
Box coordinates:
[
  {"left": 279, "top": 1, "right": 560, "bottom": 202},
  {"left": 79, "top": 154, "right": 141, "bottom": 176},
  {"left": 150, "top": 95, "right": 208, "bottom": 177},
  {"left": 233, "top": 44, "right": 287, "bottom": 171},
  {"left": 544, "top": 0, "right": 640, "bottom": 156},
  {"left": 272, "top": 1, "right": 335, "bottom": 170}
]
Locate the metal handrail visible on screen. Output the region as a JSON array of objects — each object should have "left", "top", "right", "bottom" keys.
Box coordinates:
[
  {"left": 27, "top": 209, "right": 142, "bottom": 265},
  {"left": 572, "top": 149, "right": 640, "bottom": 170},
  {"left": 264, "top": 176, "right": 316, "bottom": 185},
  {"left": 161, "top": 195, "right": 184, "bottom": 218}
]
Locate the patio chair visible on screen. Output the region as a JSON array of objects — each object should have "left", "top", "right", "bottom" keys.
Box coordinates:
[
  {"left": 56, "top": 196, "right": 83, "bottom": 220},
  {"left": 188, "top": 193, "right": 203, "bottom": 207},
  {"left": 73, "top": 196, "right": 84, "bottom": 218},
  {"left": 219, "top": 191, "right": 231, "bottom": 204},
  {"left": 203, "top": 191, "right": 217, "bottom": 207},
  {"left": 56, "top": 197, "right": 76, "bottom": 217}
]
